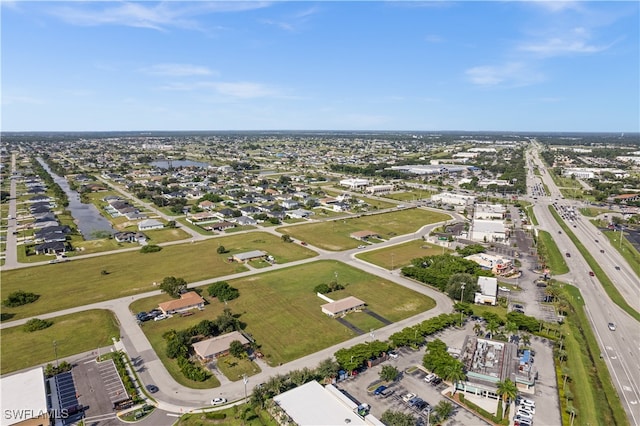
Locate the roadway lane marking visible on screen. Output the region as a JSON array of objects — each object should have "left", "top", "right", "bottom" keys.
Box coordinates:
[{"left": 167, "top": 414, "right": 181, "bottom": 417}]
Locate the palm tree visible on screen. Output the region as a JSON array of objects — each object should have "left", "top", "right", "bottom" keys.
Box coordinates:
[
  {"left": 504, "top": 321, "right": 519, "bottom": 338},
  {"left": 486, "top": 320, "right": 499, "bottom": 338},
  {"left": 496, "top": 378, "right": 518, "bottom": 417},
  {"left": 473, "top": 323, "right": 482, "bottom": 336},
  {"left": 521, "top": 333, "right": 531, "bottom": 348},
  {"left": 442, "top": 361, "right": 466, "bottom": 394},
  {"left": 434, "top": 400, "right": 454, "bottom": 421}
]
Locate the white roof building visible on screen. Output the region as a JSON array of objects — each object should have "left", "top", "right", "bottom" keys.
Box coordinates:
[
  {"left": 0, "top": 367, "right": 48, "bottom": 426},
  {"left": 273, "top": 381, "right": 384, "bottom": 426},
  {"left": 474, "top": 276, "right": 498, "bottom": 305},
  {"left": 339, "top": 178, "right": 369, "bottom": 189},
  {"left": 431, "top": 192, "right": 476, "bottom": 207}
]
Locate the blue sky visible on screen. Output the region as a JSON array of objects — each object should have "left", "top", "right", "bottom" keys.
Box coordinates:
[{"left": 2, "top": 1, "right": 638, "bottom": 132}]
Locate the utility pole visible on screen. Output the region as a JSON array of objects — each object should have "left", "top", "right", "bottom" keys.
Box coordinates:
[
  {"left": 460, "top": 284, "right": 466, "bottom": 324},
  {"left": 53, "top": 340, "right": 59, "bottom": 367}
]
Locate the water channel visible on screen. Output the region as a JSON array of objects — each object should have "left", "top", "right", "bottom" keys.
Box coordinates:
[{"left": 38, "top": 159, "right": 114, "bottom": 239}]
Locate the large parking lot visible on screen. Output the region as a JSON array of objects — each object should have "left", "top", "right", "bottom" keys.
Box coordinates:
[{"left": 335, "top": 321, "right": 561, "bottom": 426}]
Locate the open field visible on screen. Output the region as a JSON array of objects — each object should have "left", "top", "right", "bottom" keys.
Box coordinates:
[
  {"left": 1, "top": 232, "right": 317, "bottom": 320},
  {"left": 276, "top": 209, "right": 451, "bottom": 251},
  {"left": 130, "top": 260, "right": 436, "bottom": 380},
  {"left": 0, "top": 309, "right": 120, "bottom": 375},
  {"left": 383, "top": 190, "right": 434, "bottom": 202},
  {"left": 355, "top": 240, "right": 449, "bottom": 270}
]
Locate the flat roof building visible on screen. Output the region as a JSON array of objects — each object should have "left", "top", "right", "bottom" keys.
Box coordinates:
[
  {"left": 273, "top": 381, "right": 384, "bottom": 426},
  {"left": 232, "top": 250, "right": 268, "bottom": 263},
  {"left": 0, "top": 367, "right": 49, "bottom": 426}
]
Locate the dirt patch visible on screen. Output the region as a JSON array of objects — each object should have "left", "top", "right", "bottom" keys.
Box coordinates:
[{"left": 394, "top": 301, "right": 420, "bottom": 312}]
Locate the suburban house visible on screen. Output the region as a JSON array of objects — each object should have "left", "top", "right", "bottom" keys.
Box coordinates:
[
  {"left": 138, "top": 219, "right": 164, "bottom": 231},
  {"left": 233, "top": 216, "right": 257, "bottom": 226},
  {"left": 232, "top": 250, "right": 268, "bottom": 263},
  {"left": 207, "top": 221, "right": 236, "bottom": 232},
  {"left": 321, "top": 296, "right": 366, "bottom": 317},
  {"left": 350, "top": 230, "right": 380, "bottom": 241},
  {"left": 474, "top": 276, "right": 498, "bottom": 305},
  {"left": 114, "top": 231, "right": 147, "bottom": 244},
  {"left": 34, "top": 241, "right": 67, "bottom": 255},
  {"left": 158, "top": 291, "right": 205, "bottom": 315},
  {"left": 287, "top": 208, "right": 314, "bottom": 219},
  {"left": 192, "top": 331, "right": 251, "bottom": 361}
]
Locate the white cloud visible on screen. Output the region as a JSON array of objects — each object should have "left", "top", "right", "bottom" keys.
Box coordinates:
[
  {"left": 142, "top": 64, "right": 216, "bottom": 77},
  {"left": 465, "top": 62, "right": 543, "bottom": 88},
  {"left": 48, "top": 2, "right": 271, "bottom": 31},
  {"left": 158, "top": 80, "right": 280, "bottom": 99},
  {"left": 260, "top": 4, "right": 320, "bottom": 32},
  {"left": 2, "top": 95, "right": 46, "bottom": 105},
  {"left": 519, "top": 37, "right": 610, "bottom": 56},
  {"left": 529, "top": 1, "right": 582, "bottom": 13}
]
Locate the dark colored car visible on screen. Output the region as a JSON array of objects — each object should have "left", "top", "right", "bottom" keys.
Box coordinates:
[
  {"left": 146, "top": 384, "right": 159, "bottom": 393},
  {"left": 374, "top": 385, "right": 387, "bottom": 395}
]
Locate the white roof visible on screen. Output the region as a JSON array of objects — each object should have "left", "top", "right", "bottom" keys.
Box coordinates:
[
  {"left": 478, "top": 276, "right": 498, "bottom": 297},
  {"left": 472, "top": 220, "right": 505, "bottom": 233},
  {"left": 0, "top": 367, "right": 48, "bottom": 426},
  {"left": 274, "top": 381, "right": 382, "bottom": 426},
  {"left": 233, "top": 250, "right": 267, "bottom": 261}
]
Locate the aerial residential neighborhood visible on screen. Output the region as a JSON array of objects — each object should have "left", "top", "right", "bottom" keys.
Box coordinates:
[{"left": 1, "top": 131, "right": 639, "bottom": 426}]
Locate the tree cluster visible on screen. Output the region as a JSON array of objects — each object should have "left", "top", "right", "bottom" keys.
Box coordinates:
[
  {"left": 160, "top": 276, "right": 188, "bottom": 298},
  {"left": 334, "top": 340, "right": 390, "bottom": 371},
  {"left": 3, "top": 290, "right": 40, "bottom": 307},
  {"left": 313, "top": 280, "right": 345, "bottom": 294},
  {"left": 389, "top": 313, "right": 460, "bottom": 348},
  {"left": 140, "top": 244, "right": 162, "bottom": 253},
  {"left": 207, "top": 281, "right": 239, "bottom": 302},
  {"left": 422, "top": 339, "right": 466, "bottom": 386},
  {"left": 24, "top": 318, "right": 53, "bottom": 332},
  {"left": 401, "top": 254, "right": 491, "bottom": 292}
]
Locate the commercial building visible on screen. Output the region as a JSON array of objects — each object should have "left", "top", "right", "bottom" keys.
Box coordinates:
[
  {"left": 0, "top": 367, "right": 49, "bottom": 426},
  {"left": 273, "top": 380, "right": 384, "bottom": 426},
  {"left": 474, "top": 276, "right": 498, "bottom": 305},
  {"left": 339, "top": 178, "right": 370, "bottom": 190}
]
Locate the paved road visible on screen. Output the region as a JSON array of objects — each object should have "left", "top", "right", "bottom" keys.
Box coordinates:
[
  {"left": 1, "top": 212, "right": 455, "bottom": 413},
  {"left": 527, "top": 142, "right": 640, "bottom": 425}
]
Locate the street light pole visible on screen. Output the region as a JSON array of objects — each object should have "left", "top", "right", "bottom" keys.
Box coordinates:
[
  {"left": 53, "top": 340, "right": 59, "bottom": 367},
  {"left": 242, "top": 374, "right": 248, "bottom": 404},
  {"left": 460, "top": 284, "right": 466, "bottom": 324}
]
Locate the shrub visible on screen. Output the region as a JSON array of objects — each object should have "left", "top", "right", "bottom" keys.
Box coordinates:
[
  {"left": 207, "top": 281, "right": 239, "bottom": 301},
  {"left": 3, "top": 290, "right": 39, "bottom": 307},
  {"left": 24, "top": 318, "right": 53, "bottom": 332},
  {"left": 140, "top": 244, "right": 162, "bottom": 253}
]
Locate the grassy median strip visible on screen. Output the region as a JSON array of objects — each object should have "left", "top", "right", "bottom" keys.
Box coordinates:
[
  {"left": 537, "top": 230, "right": 569, "bottom": 275},
  {"left": 1, "top": 232, "right": 316, "bottom": 320},
  {"left": 558, "top": 284, "right": 628, "bottom": 426},
  {"left": 599, "top": 225, "right": 640, "bottom": 278},
  {"left": 548, "top": 206, "right": 640, "bottom": 322},
  {"left": 0, "top": 309, "right": 120, "bottom": 374},
  {"left": 277, "top": 209, "right": 450, "bottom": 251}
]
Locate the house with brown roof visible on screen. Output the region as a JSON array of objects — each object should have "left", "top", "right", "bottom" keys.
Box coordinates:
[
  {"left": 321, "top": 296, "right": 366, "bottom": 317},
  {"left": 192, "top": 331, "right": 251, "bottom": 361},
  {"left": 158, "top": 291, "right": 205, "bottom": 315}
]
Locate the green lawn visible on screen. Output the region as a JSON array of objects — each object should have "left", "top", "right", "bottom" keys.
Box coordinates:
[
  {"left": 537, "top": 230, "right": 569, "bottom": 275},
  {"left": 276, "top": 209, "right": 451, "bottom": 251},
  {"left": 177, "top": 407, "right": 277, "bottom": 426},
  {"left": 344, "top": 311, "right": 386, "bottom": 331},
  {"left": 0, "top": 309, "right": 120, "bottom": 374},
  {"left": 131, "top": 260, "right": 436, "bottom": 377},
  {"left": 1, "top": 232, "right": 317, "bottom": 320},
  {"left": 355, "top": 240, "right": 449, "bottom": 270},
  {"left": 384, "top": 190, "right": 434, "bottom": 202},
  {"left": 216, "top": 355, "right": 262, "bottom": 381}
]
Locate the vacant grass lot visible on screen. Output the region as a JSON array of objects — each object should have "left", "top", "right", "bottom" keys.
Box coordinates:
[
  {"left": 131, "top": 260, "right": 436, "bottom": 380},
  {"left": 277, "top": 209, "right": 450, "bottom": 251},
  {"left": 384, "top": 190, "right": 434, "bottom": 202},
  {"left": 355, "top": 240, "right": 448, "bottom": 270},
  {"left": 1, "top": 232, "right": 317, "bottom": 320},
  {"left": 0, "top": 309, "right": 120, "bottom": 374}
]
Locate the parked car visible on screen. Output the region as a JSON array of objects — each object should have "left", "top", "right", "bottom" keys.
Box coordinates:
[
  {"left": 431, "top": 377, "right": 443, "bottom": 386},
  {"left": 388, "top": 351, "right": 399, "bottom": 359},
  {"left": 211, "top": 397, "right": 227, "bottom": 405},
  {"left": 154, "top": 314, "right": 168, "bottom": 321},
  {"left": 402, "top": 393, "right": 416, "bottom": 402},
  {"left": 373, "top": 385, "right": 387, "bottom": 395},
  {"left": 424, "top": 373, "right": 437, "bottom": 383}
]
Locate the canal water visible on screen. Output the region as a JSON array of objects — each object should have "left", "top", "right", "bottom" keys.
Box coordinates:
[{"left": 38, "top": 159, "right": 114, "bottom": 240}]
